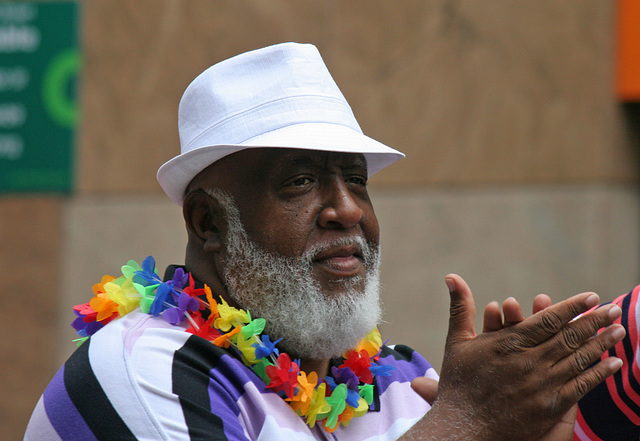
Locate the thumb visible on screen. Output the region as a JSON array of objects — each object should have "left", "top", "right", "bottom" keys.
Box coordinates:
[
  {"left": 411, "top": 377, "right": 439, "bottom": 405},
  {"left": 445, "top": 274, "right": 477, "bottom": 345}
]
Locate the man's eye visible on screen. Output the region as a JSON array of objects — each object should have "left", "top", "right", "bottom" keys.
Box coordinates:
[
  {"left": 290, "top": 177, "right": 312, "bottom": 186},
  {"left": 347, "top": 176, "right": 367, "bottom": 186}
]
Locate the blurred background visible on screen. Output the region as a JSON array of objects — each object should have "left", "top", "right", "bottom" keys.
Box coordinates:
[{"left": 2, "top": 0, "right": 640, "bottom": 438}]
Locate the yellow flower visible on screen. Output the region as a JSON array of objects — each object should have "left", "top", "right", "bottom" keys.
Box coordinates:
[
  {"left": 214, "top": 297, "right": 249, "bottom": 332},
  {"left": 304, "top": 383, "right": 331, "bottom": 428},
  {"left": 352, "top": 328, "right": 382, "bottom": 358},
  {"left": 287, "top": 371, "right": 318, "bottom": 415},
  {"left": 104, "top": 277, "right": 141, "bottom": 316},
  {"left": 236, "top": 333, "right": 260, "bottom": 365}
]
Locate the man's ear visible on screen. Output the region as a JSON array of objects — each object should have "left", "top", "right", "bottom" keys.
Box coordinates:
[{"left": 183, "top": 189, "right": 223, "bottom": 253}]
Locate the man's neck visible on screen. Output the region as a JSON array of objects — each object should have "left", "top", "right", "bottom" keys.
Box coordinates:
[{"left": 300, "top": 358, "right": 331, "bottom": 379}]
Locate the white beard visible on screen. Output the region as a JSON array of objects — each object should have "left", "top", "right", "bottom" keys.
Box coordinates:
[{"left": 206, "top": 189, "right": 382, "bottom": 359}]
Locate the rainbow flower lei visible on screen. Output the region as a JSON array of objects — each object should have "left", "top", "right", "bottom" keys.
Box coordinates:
[{"left": 71, "top": 256, "right": 394, "bottom": 431}]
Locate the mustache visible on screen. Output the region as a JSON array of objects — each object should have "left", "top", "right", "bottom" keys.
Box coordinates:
[{"left": 302, "top": 236, "right": 377, "bottom": 265}]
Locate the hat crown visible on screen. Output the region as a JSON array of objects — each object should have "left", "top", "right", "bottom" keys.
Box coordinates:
[{"left": 178, "top": 42, "right": 360, "bottom": 154}]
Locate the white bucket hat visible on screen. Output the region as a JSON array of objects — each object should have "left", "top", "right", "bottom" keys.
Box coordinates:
[{"left": 157, "top": 42, "right": 405, "bottom": 205}]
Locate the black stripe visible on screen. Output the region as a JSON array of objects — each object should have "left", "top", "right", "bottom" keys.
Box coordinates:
[
  {"left": 579, "top": 375, "right": 640, "bottom": 440},
  {"left": 172, "top": 335, "right": 229, "bottom": 441},
  {"left": 64, "top": 339, "right": 137, "bottom": 440},
  {"left": 611, "top": 291, "right": 640, "bottom": 417}
]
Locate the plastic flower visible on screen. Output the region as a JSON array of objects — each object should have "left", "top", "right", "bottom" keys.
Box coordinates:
[
  {"left": 265, "top": 353, "right": 299, "bottom": 398},
  {"left": 121, "top": 259, "right": 143, "bottom": 279},
  {"left": 92, "top": 275, "right": 116, "bottom": 296},
  {"left": 135, "top": 282, "right": 159, "bottom": 314},
  {"left": 71, "top": 305, "right": 103, "bottom": 337},
  {"left": 305, "top": 382, "right": 331, "bottom": 428},
  {"left": 163, "top": 291, "right": 200, "bottom": 325},
  {"left": 214, "top": 297, "right": 249, "bottom": 331},
  {"left": 73, "top": 301, "right": 97, "bottom": 322},
  {"left": 253, "top": 334, "right": 281, "bottom": 360},
  {"left": 182, "top": 274, "right": 207, "bottom": 307},
  {"left": 352, "top": 328, "right": 383, "bottom": 358},
  {"left": 236, "top": 333, "right": 261, "bottom": 365},
  {"left": 204, "top": 285, "right": 219, "bottom": 318},
  {"left": 287, "top": 371, "right": 318, "bottom": 415},
  {"left": 358, "top": 384, "right": 374, "bottom": 405},
  {"left": 240, "top": 313, "right": 266, "bottom": 338},
  {"left": 89, "top": 294, "right": 119, "bottom": 322},
  {"left": 351, "top": 397, "right": 369, "bottom": 417},
  {"left": 340, "top": 349, "right": 373, "bottom": 384},
  {"left": 324, "top": 384, "right": 348, "bottom": 430},
  {"left": 170, "top": 267, "right": 189, "bottom": 292},
  {"left": 131, "top": 256, "right": 161, "bottom": 285},
  {"left": 104, "top": 277, "right": 141, "bottom": 316},
  {"left": 212, "top": 326, "right": 242, "bottom": 348},
  {"left": 149, "top": 282, "right": 173, "bottom": 316},
  {"left": 331, "top": 366, "right": 359, "bottom": 391},
  {"left": 369, "top": 362, "right": 395, "bottom": 377},
  {"left": 185, "top": 310, "right": 220, "bottom": 341}
]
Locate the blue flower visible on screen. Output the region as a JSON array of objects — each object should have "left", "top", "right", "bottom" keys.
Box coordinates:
[{"left": 253, "top": 334, "right": 282, "bottom": 359}]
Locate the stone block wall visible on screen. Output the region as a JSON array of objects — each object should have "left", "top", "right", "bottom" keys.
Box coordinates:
[{"left": 3, "top": 1, "right": 638, "bottom": 438}]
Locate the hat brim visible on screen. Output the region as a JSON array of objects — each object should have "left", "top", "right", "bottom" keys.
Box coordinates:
[{"left": 157, "top": 122, "right": 404, "bottom": 205}]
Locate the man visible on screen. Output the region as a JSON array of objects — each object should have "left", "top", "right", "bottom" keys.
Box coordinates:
[{"left": 25, "top": 42, "right": 628, "bottom": 440}]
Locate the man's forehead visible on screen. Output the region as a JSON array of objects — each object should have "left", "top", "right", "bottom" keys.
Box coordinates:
[
  {"left": 268, "top": 148, "right": 368, "bottom": 170},
  {"left": 189, "top": 148, "right": 367, "bottom": 192}
]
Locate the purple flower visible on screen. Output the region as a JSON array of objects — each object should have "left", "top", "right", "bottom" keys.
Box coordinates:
[
  {"left": 331, "top": 366, "right": 360, "bottom": 391},
  {"left": 163, "top": 292, "right": 200, "bottom": 325}
]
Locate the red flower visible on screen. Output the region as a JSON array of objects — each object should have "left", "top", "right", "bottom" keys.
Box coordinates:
[
  {"left": 183, "top": 274, "right": 208, "bottom": 310},
  {"left": 185, "top": 310, "right": 221, "bottom": 341},
  {"left": 265, "top": 353, "right": 299, "bottom": 398},
  {"left": 340, "top": 349, "right": 373, "bottom": 384}
]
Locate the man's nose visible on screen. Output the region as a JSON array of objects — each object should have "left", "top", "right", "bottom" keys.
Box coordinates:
[{"left": 316, "top": 181, "right": 364, "bottom": 229}]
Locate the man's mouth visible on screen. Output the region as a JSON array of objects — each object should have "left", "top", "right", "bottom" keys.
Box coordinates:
[{"left": 312, "top": 244, "right": 363, "bottom": 276}]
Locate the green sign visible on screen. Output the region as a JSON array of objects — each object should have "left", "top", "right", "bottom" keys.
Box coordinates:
[{"left": 0, "top": 1, "right": 80, "bottom": 194}]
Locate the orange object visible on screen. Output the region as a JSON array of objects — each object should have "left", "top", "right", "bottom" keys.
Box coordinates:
[{"left": 617, "top": 0, "right": 640, "bottom": 101}]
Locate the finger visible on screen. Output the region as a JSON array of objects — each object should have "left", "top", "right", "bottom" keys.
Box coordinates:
[
  {"left": 550, "top": 322, "right": 625, "bottom": 382},
  {"left": 556, "top": 355, "right": 623, "bottom": 411},
  {"left": 410, "top": 377, "right": 439, "bottom": 405},
  {"left": 507, "top": 292, "right": 600, "bottom": 347},
  {"left": 533, "top": 294, "right": 552, "bottom": 315},
  {"left": 444, "top": 274, "right": 477, "bottom": 344},
  {"left": 483, "top": 301, "right": 502, "bottom": 333},
  {"left": 502, "top": 297, "right": 525, "bottom": 327},
  {"left": 543, "top": 303, "right": 623, "bottom": 361}
]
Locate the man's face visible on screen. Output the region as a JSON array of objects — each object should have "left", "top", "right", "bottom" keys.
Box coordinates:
[
  {"left": 214, "top": 148, "right": 381, "bottom": 298},
  {"left": 194, "top": 148, "right": 383, "bottom": 358}
]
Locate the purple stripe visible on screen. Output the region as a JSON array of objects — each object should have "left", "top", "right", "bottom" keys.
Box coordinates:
[
  {"left": 376, "top": 349, "right": 433, "bottom": 396},
  {"left": 43, "top": 365, "right": 99, "bottom": 441},
  {"left": 209, "top": 354, "right": 267, "bottom": 439}
]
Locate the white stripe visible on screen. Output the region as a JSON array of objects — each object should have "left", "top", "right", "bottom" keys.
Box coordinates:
[{"left": 89, "top": 311, "right": 192, "bottom": 440}]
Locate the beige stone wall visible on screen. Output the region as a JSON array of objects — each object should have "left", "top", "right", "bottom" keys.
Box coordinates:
[
  {"left": 77, "top": 0, "right": 636, "bottom": 193},
  {"left": 4, "top": 1, "right": 639, "bottom": 438}
]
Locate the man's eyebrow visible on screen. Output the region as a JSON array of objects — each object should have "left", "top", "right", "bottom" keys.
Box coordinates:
[
  {"left": 277, "top": 153, "right": 367, "bottom": 169},
  {"left": 276, "top": 154, "right": 323, "bottom": 170}
]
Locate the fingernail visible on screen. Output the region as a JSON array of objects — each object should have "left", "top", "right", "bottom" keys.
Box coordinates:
[
  {"left": 445, "top": 278, "right": 455, "bottom": 293},
  {"left": 609, "top": 305, "right": 622, "bottom": 320},
  {"left": 609, "top": 357, "right": 623, "bottom": 370},
  {"left": 612, "top": 325, "right": 626, "bottom": 340},
  {"left": 586, "top": 293, "right": 600, "bottom": 307}
]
